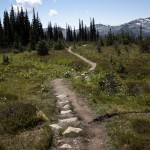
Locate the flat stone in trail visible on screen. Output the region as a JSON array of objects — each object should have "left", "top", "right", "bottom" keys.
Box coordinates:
[
  {"left": 63, "top": 126, "right": 82, "bottom": 135},
  {"left": 58, "top": 101, "right": 69, "bottom": 105},
  {"left": 59, "top": 117, "right": 77, "bottom": 124},
  {"left": 56, "top": 94, "right": 68, "bottom": 99},
  {"left": 59, "top": 144, "right": 72, "bottom": 149},
  {"left": 57, "top": 101, "right": 70, "bottom": 108},
  {"left": 63, "top": 104, "right": 71, "bottom": 110},
  {"left": 49, "top": 124, "right": 62, "bottom": 130},
  {"left": 61, "top": 110, "right": 72, "bottom": 115}
]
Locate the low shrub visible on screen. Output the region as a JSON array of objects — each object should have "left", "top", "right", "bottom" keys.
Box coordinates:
[
  {"left": 116, "top": 62, "right": 126, "bottom": 73},
  {"left": 37, "top": 40, "right": 49, "bottom": 56},
  {"left": 126, "top": 81, "right": 140, "bottom": 96},
  {"left": 68, "top": 59, "right": 88, "bottom": 71},
  {"left": 0, "top": 102, "right": 43, "bottom": 134},
  {"left": 132, "top": 119, "right": 150, "bottom": 135},
  {"left": 2, "top": 55, "right": 12, "bottom": 65},
  {"left": 54, "top": 40, "right": 65, "bottom": 50},
  {"left": 99, "top": 73, "right": 121, "bottom": 93},
  {"left": 119, "top": 132, "right": 150, "bottom": 150},
  {"left": 97, "top": 42, "right": 102, "bottom": 53}
]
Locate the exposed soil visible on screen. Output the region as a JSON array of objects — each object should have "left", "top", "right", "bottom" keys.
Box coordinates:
[
  {"left": 50, "top": 47, "right": 108, "bottom": 149},
  {"left": 51, "top": 79, "right": 108, "bottom": 150}
]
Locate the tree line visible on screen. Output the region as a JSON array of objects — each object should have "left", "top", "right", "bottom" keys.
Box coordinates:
[
  {"left": 0, "top": 6, "right": 149, "bottom": 53},
  {"left": 0, "top": 6, "right": 64, "bottom": 50}
]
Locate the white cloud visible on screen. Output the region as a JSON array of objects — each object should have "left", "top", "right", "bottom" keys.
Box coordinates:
[
  {"left": 12, "top": 0, "right": 42, "bottom": 12},
  {"left": 49, "top": 9, "right": 58, "bottom": 16},
  {"left": 12, "top": 4, "right": 29, "bottom": 12},
  {"left": 16, "top": 0, "right": 42, "bottom": 6}
]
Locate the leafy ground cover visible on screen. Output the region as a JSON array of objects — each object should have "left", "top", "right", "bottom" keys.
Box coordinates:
[
  {"left": 0, "top": 49, "right": 88, "bottom": 150},
  {"left": 72, "top": 44, "right": 150, "bottom": 150}
]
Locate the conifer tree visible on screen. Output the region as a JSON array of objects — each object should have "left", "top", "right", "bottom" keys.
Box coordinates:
[
  {"left": 106, "top": 28, "right": 114, "bottom": 46},
  {"left": 92, "top": 18, "right": 96, "bottom": 41},
  {"left": 66, "top": 25, "right": 73, "bottom": 42},
  {"left": 13, "top": 31, "right": 19, "bottom": 49},
  {"left": 10, "top": 6, "right": 16, "bottom": 43},
  {"left": 24, "top": 10, "right": 30, "bottom": 45},
  {"left": 47, "top": 22, "right": 53, "bottom": 41},
  {"left": 84, "top": 25, "right": 87, "bottom": 42},
  {"left": 73, "top": 27, "right": 76, "bottom": 42},
  {"left": 0, "top": 19, "right": 3, "bottom": 48},
  {"left": 78, "top": 19, "right": 81, "bottom": 41},
  {"left": 3, "top": 10, "right": 12, "bottom": 47},
  {"left": 58, "top": 27, "right": 63, "bottom": 39},
  {"left": 54, "top": 24, "right": 58, "bottom": 42},
  {"left": 90, "top": 18, "right": 93, "bottom": 41},
  {"left": 89, "top": 18, "right": 97, "bottom": 42},
  {"left": 31, "top": 8, "right": 37, "bottom": 44},
  {"left": 30, "top": 25, "right": 35, "bottom": 50}
]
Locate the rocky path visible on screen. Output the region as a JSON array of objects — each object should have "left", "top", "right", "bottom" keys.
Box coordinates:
[
  {"left": 49, "top": 47, "right": 107, "bottom": 149},
  {"left": 50, "top": 79, "right": 108, "bottom": 150}
]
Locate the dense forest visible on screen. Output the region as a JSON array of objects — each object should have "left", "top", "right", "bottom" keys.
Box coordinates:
[{"left": 0, "top": 6, "right": 150, "bottom": 53}]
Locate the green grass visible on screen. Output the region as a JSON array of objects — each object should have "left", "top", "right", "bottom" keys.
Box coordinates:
[
  {"left": 0, "top": 49, "right": 88, "bottom": 150},
  {"left": 0, "top": 45, "right": 149, "bottom": 149},
  {"left": 72, "top": 44, "right": 150, "bottom": 150}
]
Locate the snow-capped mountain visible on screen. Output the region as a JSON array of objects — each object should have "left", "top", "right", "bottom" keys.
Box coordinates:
[{"left": 95, "top": 17, "right": 150, "bottom": 37}]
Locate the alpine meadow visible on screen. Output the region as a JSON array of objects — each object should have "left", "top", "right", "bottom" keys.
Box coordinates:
[{"left": 0, "top": 0, "right": 150, "bottom": 149}]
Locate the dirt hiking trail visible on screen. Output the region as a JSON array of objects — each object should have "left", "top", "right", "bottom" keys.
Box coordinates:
[
  {"left": 68, "top": 47, "right": 97, "bottom": 71},
  {"left": 50, "top": 47, "right": 108, "bottom": 149}
]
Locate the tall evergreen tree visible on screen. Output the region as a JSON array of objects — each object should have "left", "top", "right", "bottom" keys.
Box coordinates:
[
  {"left": 3, "top": 10, "right": 12, "bottom": 47},
  {"left": 92, "top": 18, "right": 96, "bottom": 41},
  {"left": 30, "top": 25, "right": 35, "bottom": 50},
  {"left": 90, "top": 18, "right": 93, "bottom": 41},
  {"left": 0, "top": 19, "right": 3, "bottom": 48},
  {"left": 73, "top": 27, "right": 76, "bottom": 42},
  {"left": 78, "top": 19, "right": 82, "bottom": 41},
  {"left": 84, "top": 25, "right": 87, "bottom": 42},
  {"left": 24, "top": 10, "right": 30, "bottom": 45},
  {"left": 66, "top": 25, "right": 73, "bottom": 42},
  {"left": 53, "top": 24, "right": 58, "bottom": 41},
  {"left": 9, "top": 6, "right": 16, "bottom": 43},
  {"left": 47, "top": 22, "right": 53, "bottom": 41},
  {"left": 106, "top": 28, "right": 114, "bottom": 46},
  {"left": 58, "top": 27, "right": 63, "bottom": 39}
]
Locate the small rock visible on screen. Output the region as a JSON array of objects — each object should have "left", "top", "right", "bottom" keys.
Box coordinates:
[
  {"left": 83, "top": 44, "right": 87, "bottom": 47},
  {"left": 57, "top": 101, "right": 69, "bottom": 107},
  {"left": 58, "top": 101, "right": 69, "bottom": 105},
  {"left": 61, "top": 110, "right": 72, "bottom": 115},
  {"left": 59, "top": 117, "right": 77, "bottom": 124},
  {"left": 36, "top": 110, "right": 48, "bottom": 121},
  {"left": 63, "top": 126, "right": 82, "bottom": 135},
  {"left": 59, "top": 113, "right": 75, "bottom": 119},
  {"left": 85, "top": 76, "right": 91, "bottom": 82},
  {"left": 49, "top": 124, "right": 62, "bottom": 130},
  {"left": 84, "top": 138, "right": 91, "bottom": 143},
  {"left": 56, "top": 94, "right": 68, "bottom": 99},
  {"left": 81, "top": 72, "right": 89, "bottom": 76},
  {"left": 63, "top": 104, "right": 70, "bottom": 109},
  {"left": 59, "top": 144, "right": 72, "bottom": 149},
  {"left": 74, "top": 76, "right": 80, "bottom": 79}
]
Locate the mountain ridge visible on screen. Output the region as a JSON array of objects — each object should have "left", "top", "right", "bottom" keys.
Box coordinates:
[{"left": 95, "top": 17, "right": 150, "bottom": 37}]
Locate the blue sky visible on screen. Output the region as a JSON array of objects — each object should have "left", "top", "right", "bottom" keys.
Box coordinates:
[{"left": 0, "top": 0, "right": 150, "bottom": 28}]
